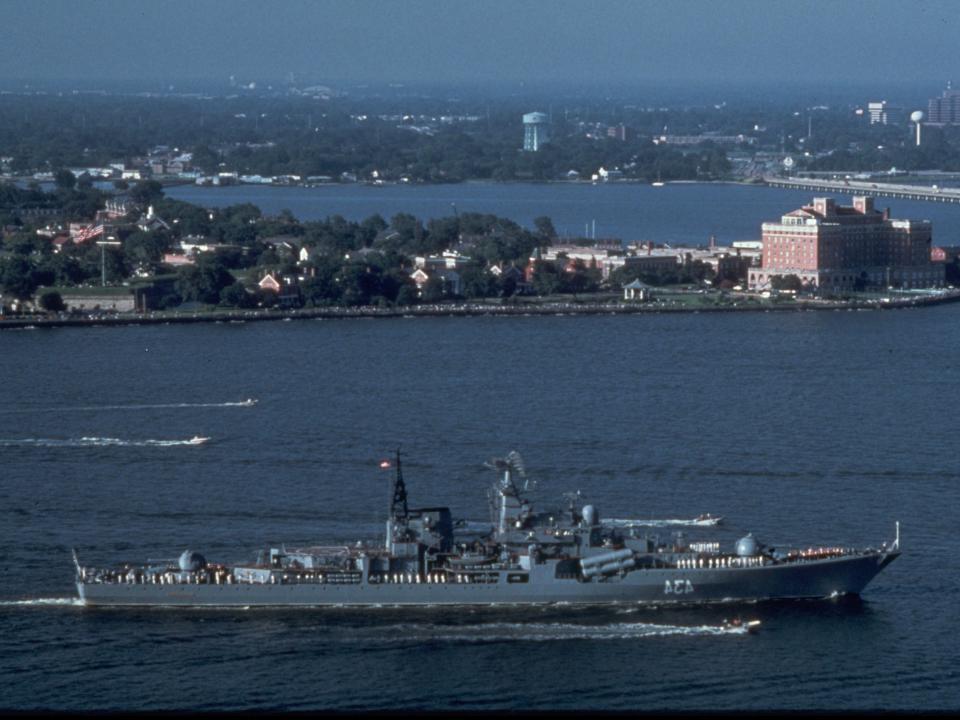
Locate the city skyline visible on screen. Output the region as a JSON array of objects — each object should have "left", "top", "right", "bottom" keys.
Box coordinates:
[{"left": 1, "top": 0, "right": 959, "bottom": 88}]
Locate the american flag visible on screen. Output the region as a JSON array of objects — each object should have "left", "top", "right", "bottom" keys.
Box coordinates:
[{"left": 73, "top": 224, "right": 105, "bottom": 243}]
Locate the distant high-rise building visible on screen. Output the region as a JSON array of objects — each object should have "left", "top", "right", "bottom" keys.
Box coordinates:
[
  {"left": 867, "top": 101, "right": 903, "bottom": 125},
  {"left": 927, "top": 82, "right": 960, "bottom": 125},
  {"left": 522, "top": 112, "right": 550, "bottom": 152},
  {"left": 606, "top": 123, "right": 633, "bottom": 142}
]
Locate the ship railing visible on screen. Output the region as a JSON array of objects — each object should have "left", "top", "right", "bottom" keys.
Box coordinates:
[
  {"left": 367, "top": 571, "right": 501, "bottom": 584},
  {"left": 784, "top": 547, "right": 855, "bottom": 562},
  {"left": 673, "top": 555, "right": 772, "bottom": 569}
]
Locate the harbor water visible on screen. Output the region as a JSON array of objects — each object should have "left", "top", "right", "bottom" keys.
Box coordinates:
[
  {"left": 165, "top": 180, "right": 960, "bottom": 246},
  {"left": 1, "top": 308, "right": 959, "bottom": 710},
  {"left": 2, "top": 183, "right": 960, "bottom": 710}
]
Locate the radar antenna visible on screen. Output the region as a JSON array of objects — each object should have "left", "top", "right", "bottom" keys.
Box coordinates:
[
  {"left": 390, "top": 448, "right": 409, "bottom": 520},
  {"left": 485, "top": 450, "right": 531, "bottom": 493}
]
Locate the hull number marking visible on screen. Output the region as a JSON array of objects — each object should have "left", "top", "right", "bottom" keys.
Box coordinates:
[{"left": 664, "top": 579, "right": 695, "bottom": 595}]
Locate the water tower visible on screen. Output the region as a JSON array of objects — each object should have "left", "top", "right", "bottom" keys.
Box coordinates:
[{"left": 910, "top": 110, "right": 924, "bottom": 146}]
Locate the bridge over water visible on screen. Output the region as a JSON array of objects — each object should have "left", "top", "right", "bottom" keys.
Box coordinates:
[{"left": 764, "top": 176, "right": 960, "bottom": 204}]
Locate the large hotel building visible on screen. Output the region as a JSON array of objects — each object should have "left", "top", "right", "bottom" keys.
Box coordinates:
[{"left": 749, "top": 196, "right": 943, "bottom": 292}]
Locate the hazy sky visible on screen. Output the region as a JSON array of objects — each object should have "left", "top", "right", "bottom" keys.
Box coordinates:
[{"left": 1, "top": 0, "right": 958, "bottom": 88}]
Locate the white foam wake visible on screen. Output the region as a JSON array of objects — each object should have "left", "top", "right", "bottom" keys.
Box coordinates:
[
  {"left": 350, "top": 621, "right": 749, "bottom": 642},
  {"left": 0, "top": 436, "right": 210, "bottom": 448},
  {"left": 0, "top": 597, "right": 83, "bottom": 607},
  {"left": 603, "top": 517, "right": 723, "bottom": 528},
  {"left": 0, "top": 399, "right": 257, "bottom": 414}
]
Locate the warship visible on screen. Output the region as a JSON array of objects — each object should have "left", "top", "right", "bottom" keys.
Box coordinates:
[{"left": 74, "top": 451, "right": 900, "bottom": 607}]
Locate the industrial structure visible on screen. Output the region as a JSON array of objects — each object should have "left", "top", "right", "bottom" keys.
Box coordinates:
[{"left": 522, "top": 112, "right": 550, "bottom": 152}]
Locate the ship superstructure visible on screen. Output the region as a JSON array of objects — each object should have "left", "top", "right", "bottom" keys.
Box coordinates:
[{"left": 75, "top": 451, "right": 900, "bottom": 607}]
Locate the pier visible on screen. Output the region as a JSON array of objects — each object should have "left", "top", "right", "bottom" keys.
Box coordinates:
[{"left": 764, "top": 176, "right": 960, "bottom": 204}]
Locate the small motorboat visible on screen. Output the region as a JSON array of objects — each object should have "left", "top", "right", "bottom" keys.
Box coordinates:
[{"left": 722, "top": 617, "right": 762, "bottom": 633}]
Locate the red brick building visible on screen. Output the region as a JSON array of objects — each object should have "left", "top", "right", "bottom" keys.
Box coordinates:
[{"left": 749, "top": 197, "right": 944, "bottom": 292}]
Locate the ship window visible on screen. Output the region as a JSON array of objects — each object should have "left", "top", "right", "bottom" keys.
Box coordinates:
[{"left": 506, "top": 573, "right": 529, "bottom": 583}]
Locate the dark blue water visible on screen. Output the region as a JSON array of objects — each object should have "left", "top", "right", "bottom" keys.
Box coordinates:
[
  {"left": 2, "top": 308, "right": 959, "bottom": 710},
  {"left": 167, "top": 181, "right": 960, "bottom": 247}
]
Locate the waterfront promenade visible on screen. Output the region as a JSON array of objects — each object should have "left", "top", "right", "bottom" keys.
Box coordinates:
[{"left": 2, "top": 290, "right": 959, "bottom": 330}]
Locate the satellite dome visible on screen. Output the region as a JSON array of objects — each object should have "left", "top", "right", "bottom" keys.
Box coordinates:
[
  {"left": 736, "top": 534, "right": 758, "bottom": 558},
  {"left": 178, "top": 550, "right": 206, "bottom": 572},
  {"left": 582, "top": 505, "right": 598, "bottom": 526},
  {"left": 910, "top": 110, "right": 925, "bottom": 123}
]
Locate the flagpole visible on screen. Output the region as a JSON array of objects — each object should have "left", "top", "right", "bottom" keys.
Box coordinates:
[{"left": 96, "top": 235, "right": 121, "bottom": 287}]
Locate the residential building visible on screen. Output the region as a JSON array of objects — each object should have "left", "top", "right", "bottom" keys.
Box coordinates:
[
  {"left": 136, "top": 206, "right": 170, "bottom": 233},
  {"left": 410, "top": 267, "right": 462, "bottom": 297},
  {"left": 414, "top": 250, "right": 472, "bottom": 271},
  {"left": 522, "top": 112, "right": 550, "bottom": 152},
  {"left": 258, "top": 272, "right": 301, "bottom": 307},
  {"left": 162, "top": 253, "right": 195, "bottom": 267},
  {"left": 749, "top": 196, "right": 944, "bottom": 291},
  {"left": 601, "top": 253, "right": 678, "bottom": 280},
  {"left": 595, "top": 167, "right": 623, "bottom": 182}
]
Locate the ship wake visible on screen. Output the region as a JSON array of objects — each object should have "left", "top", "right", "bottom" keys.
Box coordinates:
[
  {"left": 345, "top": 621, "right": 750, "bottom": 643},
  {"left": 0, "top": 399, "right": 257, "bottom": 414},
  {"left": 0, "top": 436, "right": 210, "bottom": 448},
  {"left": 0, "top": 597, "right": 84, "bottom": 607}
]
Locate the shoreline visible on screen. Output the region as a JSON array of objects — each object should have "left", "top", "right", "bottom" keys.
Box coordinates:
[{"left": 3, "top": 291, "right": 959, "bottom": 330}]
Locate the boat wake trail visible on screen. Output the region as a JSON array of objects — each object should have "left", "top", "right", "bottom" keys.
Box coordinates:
[
  {"left": 0, "top": 399, "right": 257, "bottom": 414},
  {"left": 0, "top": 436, "right": 211, "bottom": 448},
  {"left": 348, "top": 621, "right": 747, "bottom": 643},
  {"left": 603, "top": 516, "right": 722, "bottom": 528},
  {"left": 0, "top": 598, "right": 83, "bottom": 607}
]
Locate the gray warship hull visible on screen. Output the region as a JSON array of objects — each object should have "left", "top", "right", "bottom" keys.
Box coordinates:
[
  {"left": 77, "top": 551, "right": 898, "bottom": 607},
  {"left": 74, "top": 451, "right": 901, "bottom": 609}
]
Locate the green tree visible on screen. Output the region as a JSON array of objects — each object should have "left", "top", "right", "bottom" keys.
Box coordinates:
[
  {"left": 532, "top": 261, "right": 562, "bottom": 296},
  {"left": 128, "top": 180, "right": 164, "bottom": 205},
  {"left": 771, "top": 274, "right": 803, "bottom": 292},
  {"left": 0, "top": 256, "right": 39, "bottom": 299},
  {"left": 421, "top": 275, "right": 446, "bottom": 302},
  {"left": 175, "top": 257, "right": 234, "bottom": 304},
  {"left": 395, "top": 283, "right": 419, "bottom": 306},
  {"left": 54, "top": 168, "right": 76, "bottom": 190},
  {"left": 533, "top": 215, "right": 557, "bottom": 244},
  {"left": 219, "top": 281, "right": 255, "bottom": 308},
  {"left": 38, "top": 290, "right": 65, "bottom": 312},
  {"left": 124, "top": 230, "right": 171, "bottom": 265},
  {"left": 460, "top": 265, "right": 499, "bottom": 298}
]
